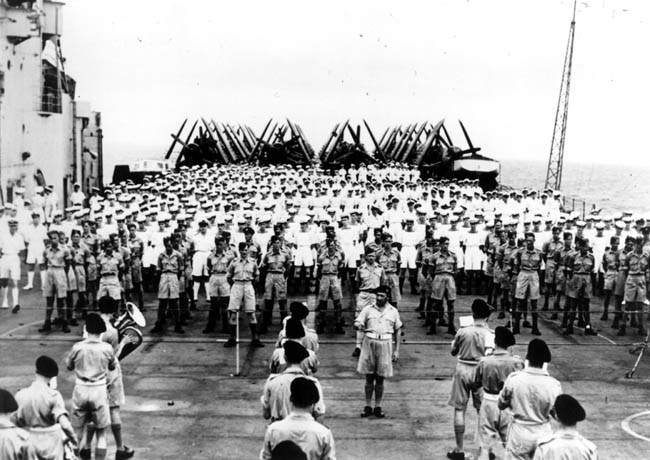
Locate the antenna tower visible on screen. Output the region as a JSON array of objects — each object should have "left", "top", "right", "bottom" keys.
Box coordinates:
[{"left": 545, "top": 0, "right": 577, "bottom": 190}]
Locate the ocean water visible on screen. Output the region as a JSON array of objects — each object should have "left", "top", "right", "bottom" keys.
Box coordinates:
[{"left": 103, "top": 144, "right": 650, "bottom": 215}]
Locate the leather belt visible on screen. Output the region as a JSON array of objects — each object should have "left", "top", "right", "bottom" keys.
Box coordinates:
[{"left": 365, "top": 332, "right": 392, "bottom": 340}]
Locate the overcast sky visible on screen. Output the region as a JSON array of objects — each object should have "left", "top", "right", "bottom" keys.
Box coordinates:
[{"left": 62, "top": 0, "right": 649, "bottom": 167}]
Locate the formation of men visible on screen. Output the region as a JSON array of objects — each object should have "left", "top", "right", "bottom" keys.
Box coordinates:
[{"left": 0, "top": 163, "right": 640, "bottom": 459}]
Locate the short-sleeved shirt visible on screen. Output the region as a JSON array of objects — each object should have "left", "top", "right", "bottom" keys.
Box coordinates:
[
  {"left": 498, "top": 367, "right": 562, "bottom": 424},
  {"left": 228, "top": 257, "right": 259, "bottom": 282},
  {"left": 264, "top": 252, "right": 290, "bottom": 273},
  {"left": 97, "top": 253, "right": 123, "bottom": 276},
  {"left": 517, "top": 249, "right": 543, "bottom": 272},
  {"left": 260, "top": 412, "right": 336, "bottom": 460},
  {"left": 569, "top": 253, "right": 595, "bottom": 274},
  {"left": 318, "top": 252, "right": 343, "bottom": 275},
  {"left": 602, "top": 249, "right": 619, "bottom": 272},
  {"left": 158, "top": 250, "right": 182, "bottom": 273},
  {"left": 474, "top": 350, "right": 525, "bottom": 394},
  {"left": 65, "top": 338, "right": 117, "bottom": 383},
  {"left": 12, "top": 380, "right": 68, "bottom": 428},
  {"left": 534, "top": 430, "right": 598, "bottom": 460},
  {"left": 260, "top": 368, "right": 325, "bottom": 421},
  {"left": 208, "top": 251, "right": 235, "bottom": 274},
  {"left": 44, "top": 246, "right": 70, "bottom": 268},
  {"left": 0, "top": 232, "right": 25, "bottom": 255},
  {"left": 354, "top": 304, "right": 402, "bottom": 335},
  {"left": 451, "top": 323, "right": 494, "bottom": 364},
  {"left": 626, "top": 251, "right": 649, "bottom": 275},
  {"left": 376, "top": 248, "right": 401, "bottom": 273},
  {"left": 70, "top": 244, "right": 91, "bottom": 266},
  {"left": 356, "top": 263, "right": 385, "bottom": 291},
  {"left": 432, "top": 250, "right": 457, "bottom": 275},
  {"left": 542, "top": 239, "right": 563, "bottom": 262}
]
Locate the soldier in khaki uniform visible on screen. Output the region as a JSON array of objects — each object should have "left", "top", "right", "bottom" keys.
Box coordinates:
[
  {"left": 415, "top": 234, "right": 437, "bottom": 325},
  {"left": 619, "top": 237, "right": 650, "bottom": 336},
  {"left": 563, "top": 238, "right": 597, "bottom": 336},
  {"left": 473, "top": 327, "right": 524, "bottom": 460},
  {"left": 533, "top": 394, "right": 598, "bottom": 460},
  {"left": 498, "top": 339, "right": 562, "bottom": 460},
  {"left": 203, "top": 237, "right": 235, "bottom": 334},
  {"left": 225, "top": 242, "right": 263, "bottom": 348},
  {"left": 429, "top": 236, "right": 458, "bottom": 335},
  {"left": 261, "top": 341, "right": 325, "bottom": 422},
  {"left": 316, "top": 239, "right": 345, "bottom": 334},
  {"left": 612, "top": 236, "right": 635, "bottom": 330},
  {"left": 601, "top": 236, "right": 620, "bottom": 322},
  {"left": 151, "top": 237, "right": 184, "bottom": 334},
  {"left": 541, "top": 227, "right": 563, "bottom": 313},
  {"left": 65, "top": 314, "right": 117, "bottom": 460},
  {"left": 0, "top": 389, "right": 33, "bottom": 460},
  {"left": 376, "top": 233, "right": 401, "bottom": 308},
  {"left": 512, "top": 233, "right": 543, "bottom": 335},
  {"left": 353, "top": 249, "right": 387, "bottom": 357},
  {"left": 447, "top": 299, "right": 494, "bottom": 460},
  {"left": 260, "top": 236, "right": 291, "bottom": 334},
  {"left": 497, "top": 231, "right": 519, "bottom": 320},
  {"left": 12, "top": 356, "right": 78, "bottom": 460},
  {"left": 39, "top": 231, "right": 72, "bottom": 333}
]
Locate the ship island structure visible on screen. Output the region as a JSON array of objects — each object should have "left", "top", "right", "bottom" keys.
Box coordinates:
[{"left": 0, "top": 0, "right": 103, "bottom": 206}]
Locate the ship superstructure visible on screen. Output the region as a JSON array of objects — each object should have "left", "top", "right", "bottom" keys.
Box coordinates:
[{"left": 0, "top": 0, "right": 102, "bottom": 204}]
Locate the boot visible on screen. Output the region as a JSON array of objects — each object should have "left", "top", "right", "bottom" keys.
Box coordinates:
[
  {"left": 174, "top": 323, "right": 185, "bottom": 334},
  {"left": 617, "top": 324, "right": 626, "bottom": 336},
  {"left": 61, "top": 320, "right": 70, "bottom": 334},
  {"left": 446, "top": 312, "right": 456, "bottom": 335},
  {"left": 512, "top": 313, "right": 521, "bottom": 335},
  {"left": 531, "top": 313, "right": 541, "bottom": 336},
  {"left": 224, "top": 325, "right": 237, "bottom": 347},
  {"left": 250, "top": 324, "right": 264, "bottom": 348},
  {"left": 151, "top": 321, "right": 164, "bottom": 334},
  {"left": 38, "top": 320, "right": 52, "bottom": 333},
  {"left": 203, "top": 309, "right": 217, "bottom": 334}
]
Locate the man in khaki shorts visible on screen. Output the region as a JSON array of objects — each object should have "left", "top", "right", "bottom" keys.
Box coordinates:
[
  {"left": 40, "top": 231, "right": 72, "bottom": 333},
  {"left": 225, "top": 242, "right": 263, "bottom": 348},
  {"left": 429, "top": 236, "right": 459, "bottom": 335},
  {"left": 203, "top": 237, "right": 234, "bottom": 334},
  {"left": 65, "top": 313, "right": 117, "bottom": 460}
]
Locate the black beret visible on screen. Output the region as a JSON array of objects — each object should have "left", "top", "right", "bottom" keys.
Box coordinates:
[
  {"left": 373, "top": 285, "right": 391, "bottom": 296},
  {"left": 471, "top": 299, "right": 492, "bottom": 319},
  {"left": 283, "top": 340, "right": 309, "bottom": 364},
  {"left": 494, "top": 326, "right": 515, "bottom": 349},
  {"left": 36, "top": 355, "right": 59, "bottom": 378},
  {"left": 285, "top": 318, "right": 305, "bottom": 339},
  {"left": 289, "top": 302, "right": 309, "bottom": 321},
  {"left": 271, "top": 441, "right": 307, "bottom": 460},
  {"left": 85, "top": 313, "right": 107, "bottom": 335},
  {"left": 527, "top": 338, "right": 551, "bottom": 363},
  {"left": 243, "top": 227, "right": 255, "bottom": 235},
  {"left": 554, "top": 394, "right": 586, "bottom": 425},
  {"left": 290, "top": 377, "right": 320, "bottom": 406},
  {"left": 0, "top": 388, "right": 18, "bottom": 413}
]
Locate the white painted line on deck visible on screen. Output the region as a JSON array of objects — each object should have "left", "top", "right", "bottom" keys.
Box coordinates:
[
  {"left": 597, "top": 333, "right": 617, "bottom": 345},
  {"left": 621, "top": 411, "right": 650, "bottom": 443},
  {"left": 0, "top": 320, "right": 42, "bottom": 338}
]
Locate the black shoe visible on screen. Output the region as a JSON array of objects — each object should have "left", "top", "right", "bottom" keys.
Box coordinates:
[
  {"left": 584, "top": 326, "right": 597, "bottom": 336},
  {"left": 174, "top": 325, "right": 185, "bottom": 334},
  {"left": 38, "top": 322, "right": 52, "bottom": 333},
  {"left": 352, "top": 347, "right": 361, "bottom": 358},
  {"left": 523, "top": 320, "right": 532, "bottom": 328},
  {"left": 550, "top": 313, "right": 558, "bottom": 320},
  {"left": 447, "top": 326, "right": 457, "bottom": 335},
  {"left": 497, "top": 311, "right": 505, "bottom": 319},
  {"left": 617, "top": 326, "right": 626, "bottom": 336},
  {"left": 373, "top": 406, "right": 385, "bottom": 418},
  {"left": 52, "top": 317, "right": 62, "bottom": 326},
  {"left": 202, "top": 327, "right": 215, "bottom": 334},
  {"left": 600, "top": 314, "right": 608, "bottom": 321},
  {"left": 426, "top": 328, "right": 437, "bottom": 335},
  {"left": 69, "top": 318, "right": 79, "bottom": 326},
  {"left": 360, "top": 406, "right": 372, "bottom": 417},
  {"left": 116, "top": 446, "right": 135, "bottom": 460},
  {"left": 150, "top": 324, "right": 164, "bottom": 334},
  {"left": 11, "top": 305, "right": 19, "bottom": 314},
  {"left": 251, "top": 338, "right": 265, "bottom": 348},
  {"left": 531, "top": 328, "right": 541, "bottom": 336},
  {"left": 447, "top": 451, "right": 465, "bottom": 460},
  {"left": 79, "top": 448, "right": 91, "bottom": 460},
  {"left": 335, "top": 326, "right": 345, "bottom": 335},
  {"left": 61, "top": 324, "right": 71, "bottom": 333},
  {"left": 224, "top": 338, "right": 237, "bottom": 347},
  {"left": 488, "top": 452, "right": 496, "bottom": 460},
  {"left": 563, "top": 325, "right": 574, "bottom": 336}
]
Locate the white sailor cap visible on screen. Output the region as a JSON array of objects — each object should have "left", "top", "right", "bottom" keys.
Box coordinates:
[
  {"left": 595, "top": 222, "right": 605, "bottom": 229},
  {"left": 136, "top": 214, "right": 147, "bottom": 223},
  {"left": 576, "top": 220, "right": 586, "bottom": 227},
  {"left": 615, "top": 221, "right": 625, "bottom": 229}
]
